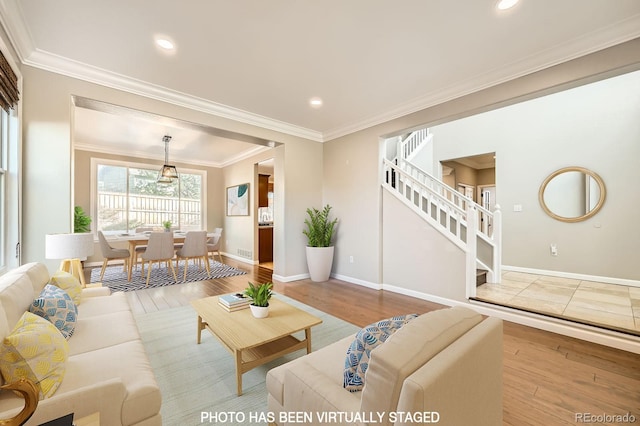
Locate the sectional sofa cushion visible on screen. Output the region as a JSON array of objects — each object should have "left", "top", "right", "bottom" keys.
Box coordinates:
[
  {"left": 59, "top": 340, "right": 162, "bottom": 425},
  {"left": 343, "top": 314, "right": 418, "bottom": 392},
  {"left": 49, "top": 270, "right": 82, "bottom": 305},
  {"left": 30, "top": 284, "right": 78, "bottom": 339},
  {"left": 0, "top": 312, "right": 69, "bottom": 399},
  {"left": 0, "top": 274, "right": 37, "bottom": 336},
  {"left": 360, "top": 307, "right": 483, "bottom": 417}
]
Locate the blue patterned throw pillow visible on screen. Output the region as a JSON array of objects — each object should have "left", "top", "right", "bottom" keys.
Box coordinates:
[
  {"left": 343, "top": 314, "right": 419, "bottom": 392},
  {"left": 29, "top": 284, "right": 78, "bottom": 339}
]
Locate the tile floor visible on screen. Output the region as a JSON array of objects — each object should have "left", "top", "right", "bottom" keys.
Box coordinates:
[{"left": 475, "top": 271, "right": 640, "bottom": 336}]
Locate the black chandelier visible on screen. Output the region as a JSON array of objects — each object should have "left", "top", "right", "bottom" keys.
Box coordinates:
[{"left": 157, "top": 135, "right": 178, "bottom": 183}]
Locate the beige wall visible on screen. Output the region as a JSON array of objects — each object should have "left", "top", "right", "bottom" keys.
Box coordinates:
[
  {"left": 323, "top": 38, "right": 640, "bottom": 301},
  {"left": 15, "top": 33, "right": 640, "bottom": 290},
  {"left": 477, "top": 168, "right": 495, "bottom": 187},
  {"left": 21, "top": 65, "right": 322, "bottom": 277},
  {"left": 431, "top": 69, "right": 640, "bottom": 281}
]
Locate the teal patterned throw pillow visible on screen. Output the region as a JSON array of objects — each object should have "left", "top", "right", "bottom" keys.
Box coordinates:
[
  {"left": 29, "top": 284, "right": 78, "bottom": 339},
  {"left": 343, "top": 314, "right": 419, "bottom": 392}
]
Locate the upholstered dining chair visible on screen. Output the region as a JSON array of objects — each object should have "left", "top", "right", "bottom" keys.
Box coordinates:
[
  {"left": 139, "top": 232, "right": 177, "bottom": 286},
  {"left": 175, "top": 231, "right": 210, "bottom": 282},
  {"left": 207, "top": 228, "right": 223, "bottom": 264},
  {"left": 97, "top": 231, "right": 130, "bottom": 281}
]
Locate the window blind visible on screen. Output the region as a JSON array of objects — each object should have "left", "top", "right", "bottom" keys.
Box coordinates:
[{"left": 0, "top": 50, "right": 19, "bottom": 112}]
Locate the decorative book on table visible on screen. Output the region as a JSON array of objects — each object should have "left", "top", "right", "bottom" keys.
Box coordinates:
[
  {"left": 218, "top": 302, "right": 250, "bottom": 312},
  {"left": 219, "top": 293, "right": 251, "bottom": 307}
]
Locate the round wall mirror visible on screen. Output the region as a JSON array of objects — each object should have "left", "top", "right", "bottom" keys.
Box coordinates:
[{"left": 538, "top": 167, "right": 606, "bottom": 223}]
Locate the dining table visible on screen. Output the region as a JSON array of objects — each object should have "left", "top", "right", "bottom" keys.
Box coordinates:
[{"left": 107, "top": 231, "right": 213, "bottom": 281}]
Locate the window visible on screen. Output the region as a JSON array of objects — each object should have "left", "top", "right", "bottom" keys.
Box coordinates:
[
  {"left": 0, "top": 47, "right": 20, "bottom": 271},
  {"left": 0, "top": 108, "right": 6, "bottom": 267},
  {"left": 92, "top": 159, "right": 206, "bottom": 234}
]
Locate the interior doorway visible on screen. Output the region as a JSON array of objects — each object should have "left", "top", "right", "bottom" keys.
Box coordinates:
[
  {"left": 440, "top": 152, "right": 496, "bottom": 205},
  {"left": 256, "top": 159, "right": 274, "bottom": 270},
  {"left": 478, "top": 185, "right": 496, "bottom": 237}
]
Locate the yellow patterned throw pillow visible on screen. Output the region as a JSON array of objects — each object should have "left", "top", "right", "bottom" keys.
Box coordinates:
[
  {"left": 0, "top": 312, "right": 69, "bottom": 399},
  {"left": 49, "top": 270, "right": 82, "bottom": 305}
]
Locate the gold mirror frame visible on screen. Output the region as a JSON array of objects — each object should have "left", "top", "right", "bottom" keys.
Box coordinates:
[{"left": 538, "top": 166, "right": 606, "bottom": 223}]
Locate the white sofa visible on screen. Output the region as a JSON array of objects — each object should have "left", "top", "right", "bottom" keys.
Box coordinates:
[
  {"left": 0, "top": 262, "right": 161, "bottom": 425},
  {"left": 267, "top": 306, "right": 503, "bottom": 426}
]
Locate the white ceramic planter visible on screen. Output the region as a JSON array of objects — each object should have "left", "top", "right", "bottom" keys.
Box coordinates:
[
  {"left": 250, "top": 304, "right": 269, "bottom": 318},
  {"left": 306, "top": 246, "right": 335, "bottom": 282}
]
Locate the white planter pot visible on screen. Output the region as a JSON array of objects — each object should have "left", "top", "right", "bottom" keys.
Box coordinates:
[
  {"left": 306, "top": 246, "right": 335, "bottom": 282},
  {"left": 250, "top": 304, "right": 269, "bottom": 318}
]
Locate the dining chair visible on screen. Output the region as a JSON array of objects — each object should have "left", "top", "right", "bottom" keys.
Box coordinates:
[
  {"left": 140, "top": 232, "right": 177, "bottom": 286},
  {"left": 175, "top": 231, "right": 210, "bottom": 282},
  {"left": 207, "top": 228, "right": 223, "bottom": 264},
  {"left": 97, "top": 231, "right": 130, "bottom": 280}
]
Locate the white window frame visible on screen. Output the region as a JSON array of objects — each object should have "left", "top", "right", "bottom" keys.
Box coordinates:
[
  {"left": 0, "top": 109, "right": 6, "bottom": 270},
  {"left": 90, "top": 157, "right": 207, "bottom": 234}
]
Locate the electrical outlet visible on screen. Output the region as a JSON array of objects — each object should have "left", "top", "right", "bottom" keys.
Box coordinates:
[
  {"left": 550, "top": 244, "right": 558, "bottom": 256},
  {"left": 349, "top": 256, "right": 354, "bottom": 264}
]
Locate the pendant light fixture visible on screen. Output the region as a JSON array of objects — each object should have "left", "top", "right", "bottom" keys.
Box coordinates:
[{"left": 157, "top": 135, "right": 178, "bottom": 183}]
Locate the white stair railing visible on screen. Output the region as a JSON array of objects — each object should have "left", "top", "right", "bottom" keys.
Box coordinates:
[
  {"left": 396, "top": 129, "right": 431, "bottom": 164},
  {"left": 382, "top": 158, "right": 502, "bottom": 294}
]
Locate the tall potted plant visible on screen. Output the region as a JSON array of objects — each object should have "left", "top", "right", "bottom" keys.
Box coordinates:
[{"left": 303, "top": 204, "right": 338, "bottom": 282}]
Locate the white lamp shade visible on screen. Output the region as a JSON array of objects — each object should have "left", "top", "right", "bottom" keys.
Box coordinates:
[{"left": 45, "top": 233, "right": 95, "bottom": 260}]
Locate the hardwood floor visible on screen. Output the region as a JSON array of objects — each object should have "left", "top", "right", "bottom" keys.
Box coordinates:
[{"left": 101, "top": 257, "right": 640, "bottom": 425}]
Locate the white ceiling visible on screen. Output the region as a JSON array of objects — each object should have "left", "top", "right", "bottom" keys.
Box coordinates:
[{"left": 2, "top": 1, "right": 640, "bottom": 166}]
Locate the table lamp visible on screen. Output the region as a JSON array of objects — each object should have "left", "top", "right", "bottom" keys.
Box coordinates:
[{"left": 45, "top": 233, "right": 94, "bottom": 287}]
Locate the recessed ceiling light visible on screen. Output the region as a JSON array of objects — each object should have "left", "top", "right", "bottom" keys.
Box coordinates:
[
  {"left": 497, "top": 0, "right": 519, "bottom": 10},
  {"left": 309, "top": 97, "right": 323, "bottom": 108},
  {"left": 156, "top": 38, "right": 174, "bottom": 50},
  {"left": 153, "top": 34, "right": 177, "bottom": 52}
]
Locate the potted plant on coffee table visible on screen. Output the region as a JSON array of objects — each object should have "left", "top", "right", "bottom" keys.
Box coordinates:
[
  {"left": 303, "top": 204, "right": 338, "bottom": 282},
  {"left": 244, "top": 281, "right": 273, "bottom": 318},
  {"left": 162, "top": 220, "right": 172, "bottom": 232}
]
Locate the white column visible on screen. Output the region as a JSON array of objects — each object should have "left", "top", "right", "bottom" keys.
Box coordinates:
[
  {"left": 465, "top": 204, "right": 477, "bottom": 299},
  {"left": 491, "top": 205, "right": 502, "bottom": 284}
]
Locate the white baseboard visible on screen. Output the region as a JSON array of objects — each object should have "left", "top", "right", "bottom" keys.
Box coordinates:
[
  {"left": 503, "top": 265, "right": 640, "bottom": 288},
  {"left": 272, "top": 272, "right": 382, "bottom": 288},
  {"left": 273, "top": 273, "right": 310, "bottom": 283},
  {"left": 221, "top": 252, "right": 257, "bottom": 265},
  {"left": 331, "top": 273, "right": 382, "bottom": 290},
  {"left": 382, "top": 282, "right": 640, "bottom": 354}
]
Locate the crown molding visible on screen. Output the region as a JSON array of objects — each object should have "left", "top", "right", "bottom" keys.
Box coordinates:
[
  {"left": 74, "top": 141, "right": 271, "bottom": 169},
  {"left": 24, "top": 49, "right": 324, "bottom": 143},
  {"left": 322, "top": 15, "right": 640, "bottom": 141},
  {"left": 3, "top": 2, "right": 640, "bottom": 144},
  {"left": 0, "top": 3, "right": 324, "bottom": 142},
  {"left": 0, "top": 0, "right": 34, "bottom": 63}
]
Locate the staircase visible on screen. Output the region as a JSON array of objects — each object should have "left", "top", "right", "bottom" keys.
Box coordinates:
[{"left": 383, "top": 130, "right": 501, "bottom": 295}]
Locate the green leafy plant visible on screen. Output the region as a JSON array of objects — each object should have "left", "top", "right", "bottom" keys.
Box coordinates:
[
  {"left": 303, "top": 204, "right": 338, "bottom": 247},
  {"left": 74, "top": 206, "right": 92, "bottom": 233},
  {"left": 162, "top": 220, "right": 172, "bottom": 230},
  {"left": 243, "top": 281, "right": 273, "bottom": 307}
]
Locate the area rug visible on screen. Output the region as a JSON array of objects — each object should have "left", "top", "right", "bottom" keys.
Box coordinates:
[
  {"left": 134, "top": 295, "right": 359, "bottom": 426},
  {"left": 90, "top": 261, "right": 247, "bottom": 292}
]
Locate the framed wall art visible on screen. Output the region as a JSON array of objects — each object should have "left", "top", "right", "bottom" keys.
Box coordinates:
[{"left": 227, "top": 183, "right": 250, "bottom": 216}]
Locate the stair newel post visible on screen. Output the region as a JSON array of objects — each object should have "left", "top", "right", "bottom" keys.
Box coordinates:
[
  {"left": 465, "top": 204, "right": 478, "bottom": 298},
  {"left": 491, "top": 204, "right": 502, "bottom": 284},
  {"left": 397, "top": 138, "right": 404, "bottom": 171}
]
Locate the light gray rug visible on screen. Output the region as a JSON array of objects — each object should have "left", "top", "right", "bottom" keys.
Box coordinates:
[{"left": 134, "top": 295, "right": 359, "bottom": 426}]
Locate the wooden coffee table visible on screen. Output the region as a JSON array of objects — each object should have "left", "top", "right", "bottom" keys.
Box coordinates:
[{"left": 191, "top": 296, "right": 322, "bottom": 396}]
